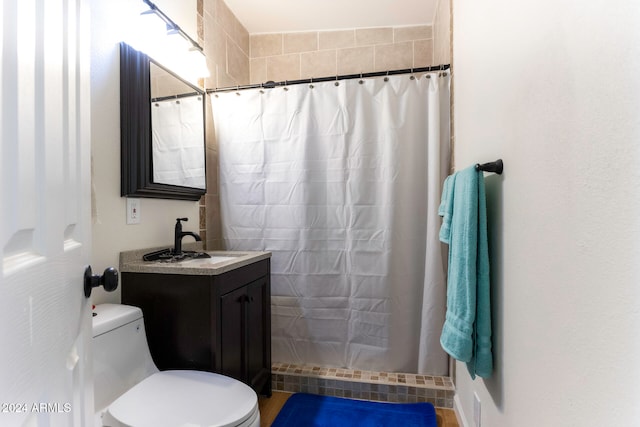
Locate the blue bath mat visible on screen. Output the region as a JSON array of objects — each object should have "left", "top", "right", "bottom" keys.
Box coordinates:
[{"left": 271, "top": 393, "right": 437, "bottom": 427}]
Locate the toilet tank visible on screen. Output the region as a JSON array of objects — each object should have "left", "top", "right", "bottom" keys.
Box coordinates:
[{"left": 92, "top": 304, "right": 158, "bottom": 413}]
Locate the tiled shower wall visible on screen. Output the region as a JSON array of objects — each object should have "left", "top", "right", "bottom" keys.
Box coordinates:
[
  {"left": 249, "top": 26, "right": 435, "bottom": 84},
  {"left": 432, "top": 0, "right": 455, "bottom": 172},
  {"left": 433, "top": 0, "right": 451, "bottom": 66},
  {"left": 197, "top": 0, "right": 252, "bottom": 250}
]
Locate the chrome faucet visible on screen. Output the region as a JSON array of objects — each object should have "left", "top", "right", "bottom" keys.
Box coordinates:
[{"left": 173, "top": 217, "right": 201, "bottom": 256}]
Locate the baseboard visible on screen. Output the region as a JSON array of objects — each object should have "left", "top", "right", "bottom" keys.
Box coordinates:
[{"left": 454, "top": 394, "right": 470, "bottom": 427}]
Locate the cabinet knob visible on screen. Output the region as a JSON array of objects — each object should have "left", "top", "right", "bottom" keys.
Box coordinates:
[{"left": 236, "top": 295, "right": 254, "bottom": 303}]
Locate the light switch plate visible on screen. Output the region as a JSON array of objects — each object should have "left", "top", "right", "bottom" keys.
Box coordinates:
[{"left": 126, "top": 198, "right": 140, "bottom": 224}]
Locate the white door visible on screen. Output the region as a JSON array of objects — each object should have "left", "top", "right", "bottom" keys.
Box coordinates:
[{"left": 1, "top": 0, "right": 94, "bottom": 426}]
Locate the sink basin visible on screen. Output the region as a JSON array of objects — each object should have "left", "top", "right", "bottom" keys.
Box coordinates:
[
  {"left": 143, "top": 249, "right": 217, "bottom": 263},
  {"left": 141, "top": 248, "right": 247, "bottom": 268},
  {"left": 179, "top": 255, "right": 239, "bottom": 266}
]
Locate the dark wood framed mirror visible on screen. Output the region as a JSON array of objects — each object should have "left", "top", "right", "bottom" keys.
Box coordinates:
[{"left": 120, "top": 42, "right": 206, "bottom": 201}]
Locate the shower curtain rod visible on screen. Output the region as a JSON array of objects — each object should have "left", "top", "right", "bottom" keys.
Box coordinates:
[
  {"left": 151, "top": 91, "right": 203, "bottom": 103},
  {"left": 206, "top": 64, "right": 450, "bottom": 94}
]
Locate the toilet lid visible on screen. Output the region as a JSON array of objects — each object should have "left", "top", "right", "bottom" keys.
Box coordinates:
[{"left": 108, "top": 370, "right": 258, "bottom": 427}]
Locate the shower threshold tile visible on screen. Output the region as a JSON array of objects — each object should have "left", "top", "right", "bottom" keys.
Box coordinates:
[{"left": 270, "top": 362, "right": 455, "bottom": 408}]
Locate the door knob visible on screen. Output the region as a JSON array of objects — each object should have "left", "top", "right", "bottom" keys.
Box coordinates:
[{"left": 84, "top": 266, "right": 118, "bottom": 298}]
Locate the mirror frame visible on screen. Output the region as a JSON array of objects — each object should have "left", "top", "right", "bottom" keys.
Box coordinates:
[{"left": 120, "top": 42, "right": 206, "bottom": 201}]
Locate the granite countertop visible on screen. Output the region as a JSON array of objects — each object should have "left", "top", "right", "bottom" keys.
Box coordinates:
[{"left": 119, "top": 243, "right": 271, "bottom": 276}]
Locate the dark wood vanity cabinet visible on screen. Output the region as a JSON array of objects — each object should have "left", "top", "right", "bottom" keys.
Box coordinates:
[{"left": 121, "top": 259, "right": 271, "bottom": 396}]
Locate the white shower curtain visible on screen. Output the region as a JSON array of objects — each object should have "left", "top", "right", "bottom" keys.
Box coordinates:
[
  {"left": 151, "top": 95, "right": 206, "bottom": 189},
  {"left": 211, "top": 72, "right": 450, "bottom": 375}
]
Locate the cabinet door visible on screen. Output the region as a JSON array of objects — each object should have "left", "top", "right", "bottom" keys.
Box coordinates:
[
  {"left": 246, "top": 278, "right": 268, "bottom": 391},
  {"left": 219, "top": 276, "right": 271, "bottom": 395},
  {"left": 219, "top": 286, "right": 245, "bottom": 381}
]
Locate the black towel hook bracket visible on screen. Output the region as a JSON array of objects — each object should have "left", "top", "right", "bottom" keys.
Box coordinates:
[{"left": 475, "top": 159, "right": 503, "bottom": 175}]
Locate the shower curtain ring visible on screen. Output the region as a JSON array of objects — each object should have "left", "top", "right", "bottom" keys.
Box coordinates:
[
  {"left": 284, "top": 80, "right": 289, "bottom": 91},
  {"left": 359, "top": 73, "right": 364, "bottom": 84}
]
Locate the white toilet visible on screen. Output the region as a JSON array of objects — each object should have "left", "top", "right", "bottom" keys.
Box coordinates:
[{"left": 92, "top": 303, "right": 260, "bottom": 427}]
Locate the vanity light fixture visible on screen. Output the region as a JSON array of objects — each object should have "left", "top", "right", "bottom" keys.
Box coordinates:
[{"left": 126, "top": 0, "right": 210, "bottom": 82}]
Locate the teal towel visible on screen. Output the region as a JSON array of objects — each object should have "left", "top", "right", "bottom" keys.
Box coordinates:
[{"left": 438, "top": 166, "right": 493, "bottom": 379}]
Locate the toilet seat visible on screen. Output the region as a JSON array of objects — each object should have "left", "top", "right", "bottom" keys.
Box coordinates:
[{"left": 107, "top": 370, "right": 259, "bottom": 427}]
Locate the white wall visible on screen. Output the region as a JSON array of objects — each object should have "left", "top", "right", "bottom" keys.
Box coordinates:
[
  {"left": 452, "top": 0, "right": 640, "bottom": 425},
  {"left": 155, "top": 0, "right": 197, "bottom": 41},
  {"left": 90, "top": 0, "right": 199, "bottom": 304}
]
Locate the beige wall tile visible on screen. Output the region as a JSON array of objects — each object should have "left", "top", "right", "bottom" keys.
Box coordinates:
[
  {"left": 227, "top": 37, "right": 249, "bottom": 85},
  {"left": 150, "top": 67, "right": 192, "bottom": 97},
  {"left": 250, "top": 57, "right": 267, "bottom": 84},
  {"left": 204, "top": 58, "right": 217, "bottom": 88},
  {"left": 204, "top": 95, "right": 217, "bottom": 153},
  {"left": 203, "top": 0, "right": 216, "bottom": 20},
  {"left": 204, "top": 17, "right": 227, "bottom": 70},
  {"left": 300, "top": 50, "right": 337, "bottom": 79},
  {"left": 218, "top": 1, "right": 249, "bottom": 56},
  {"left": 251, "top": 33, "right": 283, "bottom": 57},
  {"left": 394, "top": 25, "right": 433, "bottom": 42},
  {"left": 266, "top": 54, "right": 300, "bottom": 82},
  {"left": 374, "top": 42, "right": 413, "bottom": 72},
  {"left": 336, "top": 46, "right": 374, "bottom": 75},
  {"left": 413, "top": 39, "right": 434, "bottom": 68},
  {"left": 249, "top": 26, "right": 422, "bottom": 78},
  {"left": 206, "top": 238, "right": 225, "bottom": 251},
  {"left": 433, "top": 0, "right": 451, "bottom": 65},
  {"left": 215, "top": 0, "right": 236, "bottom": 39},
  {"left": 205, "top": 193, "right": 223, "bottom": 242},
  {"left": 355, "top": 27, "right": 393, "bottom": 46},
  {"left": 235, "top": 23, "right": 250, "bottom": 55},
  {"left": 198, "top": 25, "right": 204, "bottom": 47},
  {"left": 216, "top": 64, "right": 238, "bottom": 88},
  {"left": 319, "top": 30, "right": 355, "bottom": 50},
  {"left": 284, "top": 32, "right": 318, "bottom": 54},
  {"left": 205, "top": 145, "right": 218, "bottom": 196}
]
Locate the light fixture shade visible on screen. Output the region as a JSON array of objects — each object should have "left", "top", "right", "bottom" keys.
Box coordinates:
[
  {"left": 186, "top": 49, "right": 211, "bottom": 79},
  {"left": 123, "top": 7, "right": 167, "bottom": 55}
]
